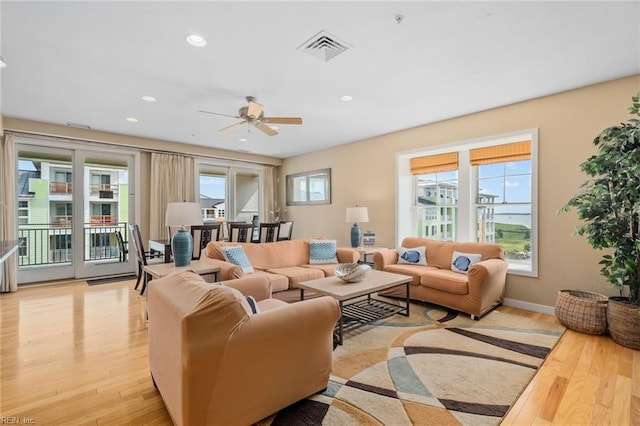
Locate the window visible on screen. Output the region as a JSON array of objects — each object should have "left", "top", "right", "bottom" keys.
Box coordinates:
[
  {"left": 18, "top": 200, "right": 29, "bottom": 225},
  {"left": 399, "top": 131, "right": 537, "bottom": 276},
  {"left": 286, "top": 168, "right": 331, "bottom": 205}
]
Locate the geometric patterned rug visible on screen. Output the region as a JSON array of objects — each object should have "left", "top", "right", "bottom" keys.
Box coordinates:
[{"left": 258, "top": 301, "right": 565, "bottom": 426}]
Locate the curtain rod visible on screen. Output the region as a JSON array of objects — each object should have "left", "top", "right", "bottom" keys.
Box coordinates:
[{"left": 5, "top": 130, "right": 280, "bottom": 169}]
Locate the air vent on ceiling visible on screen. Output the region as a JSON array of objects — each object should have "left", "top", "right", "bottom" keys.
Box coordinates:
[{"left": 297, "top": 30, "right": 350, "bottom": 62}]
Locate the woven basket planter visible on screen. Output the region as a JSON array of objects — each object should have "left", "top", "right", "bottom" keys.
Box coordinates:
[
  {"left": 554, "top": 290, "right": 608, "bottom": 335},
  {"left": 607, "top": 297, "right": 640, "bottom": 350}
]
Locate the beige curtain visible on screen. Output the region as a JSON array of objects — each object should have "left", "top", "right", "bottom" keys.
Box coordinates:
[
  {"left": 149, "top": 153, "right": 195, "bottom": 240},
  {"left": 1, "top": 134, "right": 18, "bottom": 292},
  {"left": 262, "top": 166, "right": 278, "bottom": 222}
]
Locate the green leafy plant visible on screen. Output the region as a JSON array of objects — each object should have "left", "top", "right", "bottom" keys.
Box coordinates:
[{"left": 560, "top": 92, "right": 640, "bottom": 305}]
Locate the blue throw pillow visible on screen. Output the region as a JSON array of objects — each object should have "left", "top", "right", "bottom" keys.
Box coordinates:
[
  {"left": 451, "top": 251, "right": 482, "bottom": 274},
  {"left": 309, "top": 239, "right": 338, "bottom": 264},
  {"left": 221, "top": 245, "right": 254, "bottom": 274},
  {"left": 397, "top": 246, "right": 427, "bottom": 265}
]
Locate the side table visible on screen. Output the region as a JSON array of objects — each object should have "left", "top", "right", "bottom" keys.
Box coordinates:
[{"left": 356, "top": 246, "right": 388, "bottom": 268}]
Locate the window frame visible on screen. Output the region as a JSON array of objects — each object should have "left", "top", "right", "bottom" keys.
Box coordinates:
[
  {"left": 285, "top": 168, "right": 332, "bottom": 206},
  {"left": 397, "top": 129, "right": 538, "bottom": 277}
]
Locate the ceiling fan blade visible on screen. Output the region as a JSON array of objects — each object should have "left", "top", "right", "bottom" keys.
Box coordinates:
[
  {"left": 262, "top": 117, "right": 303, "bottom": 125},
  {"left": 255, "top": 121, "right": 278, "bottom": 136},
  {"left": 199, "top": 110, "right": 239, "bottom": 119},
  {"left": 247, "top": 101, "right": 264, "bottom": 119},
  {"left": 218, "top": 120, "right": 246, "bottom": 133}
]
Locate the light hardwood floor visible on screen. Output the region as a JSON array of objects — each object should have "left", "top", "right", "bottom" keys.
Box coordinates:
[{"left": 1, "top": 280, "right": 638, "bottom": 425}]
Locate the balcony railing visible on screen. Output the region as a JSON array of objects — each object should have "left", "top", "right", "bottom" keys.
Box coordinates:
[
  {"left": 18, "top": 222, "right": 128, "bottom": 267},
  {"left": 90, "top": 183, "right": 119, "bottom": 198},
  {"left": 50, "top": 182, "right": 73, "bottom": 194},
  {"left": 90, "top": 215, "right": 117, "bottom": 225},
  {"left": 51, "top": 215, "right": 73, "bottom": 226}
]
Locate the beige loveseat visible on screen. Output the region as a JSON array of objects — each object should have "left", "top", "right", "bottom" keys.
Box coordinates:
[
  {"left": 147, "top": 270, "right": 340, "bottom": 426},
  {"left": 373, "top": 237, "right": 507, "bottom": 318},
  {"left": 202, "top": 239, "right": 359, "bottom": 297}
]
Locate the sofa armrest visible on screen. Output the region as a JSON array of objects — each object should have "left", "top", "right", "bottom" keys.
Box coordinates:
[
  {"left": 337, "top": 247, "right": 359, "bottom": 263},
  {"left": 222, "top": 275, "right": 271, "bottom": 301},
  {"left": 373, "top": 249, "right": 399, "bottom": 270},
  {"left": 200, "top": 258, "right": 244, "bottom": 280},
  {"left": 468, "top": 258, "right": 508, "bottom": 307}
]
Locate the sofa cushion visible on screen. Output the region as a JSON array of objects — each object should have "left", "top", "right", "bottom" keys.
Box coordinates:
[
  {"left": 266, "top": 266, "right": 325, "bottom": 288},
  {"left": 398, "top": 246, "right": 427, "bottom": 265},
  {"left": 451, "top": 251, "right": 482, "bottom": 274},
  {"left": 250, "top": 270, "right": 290, "bottom": 293},
  {"left": 303, "top": 263, "right": 341, "bottom": 277},
  {"left": 382, "top": 264, "right": 440, "bottom": 285},
  {"left": 221, "top": 245, "right": 254, "bottom": 274},
  {"left": 309, "top": 239, "right": 338, "bottom": 264},
  {"left": 420, "top": 269, "right": 469, "bottom": 295}
]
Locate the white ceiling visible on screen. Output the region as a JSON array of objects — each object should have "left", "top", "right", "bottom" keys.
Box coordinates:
[{"left": 1, "top": 1, "right": 639, "bottom": 159}]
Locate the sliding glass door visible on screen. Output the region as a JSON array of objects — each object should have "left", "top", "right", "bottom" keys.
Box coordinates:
[
  {"left": 198, "top": 162, "right": 262, "bottom": 240},
  {"left": 16, "top": 142, "right": 136, "bottom": 284}
]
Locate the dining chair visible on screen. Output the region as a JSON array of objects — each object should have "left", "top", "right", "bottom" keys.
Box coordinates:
[
  {"left": 228, "top": 223, "right": 254, "bottom": 243},
  {"left": 277, "top": 221, "right": 294, "bottom": 241},
  {"left": 256, "top": 222, "right": 280, "bottom": 243},
  {"left": 115, "top": 230, "right": 128, "bottom": 262},
  {"left": 128, "top": 224, "right": 163, "bottom": 294},
  {"left": 190, "top": 223, "right": 221, "bottom": 260}
]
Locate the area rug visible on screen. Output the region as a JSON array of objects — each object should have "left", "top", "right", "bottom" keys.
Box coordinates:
[{"left": 259, "top": 302, "right": 565, "bottom": 426}]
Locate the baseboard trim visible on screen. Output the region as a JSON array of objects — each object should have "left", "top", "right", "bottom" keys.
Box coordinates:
[{"left": 503, "top": 298, "right": 555, "bottom": 315}]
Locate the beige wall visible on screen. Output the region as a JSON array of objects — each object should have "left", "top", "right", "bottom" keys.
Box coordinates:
[
  {"left": 3, "top": 118, "right": 282, "bottom": 243},
  {"left": 280, "top": 74, "right": 640, "bottom": 308}
]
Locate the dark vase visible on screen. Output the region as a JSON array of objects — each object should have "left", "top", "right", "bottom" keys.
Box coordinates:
[{"left": 171, "top": 228, "right": 193, "bottom": 267}]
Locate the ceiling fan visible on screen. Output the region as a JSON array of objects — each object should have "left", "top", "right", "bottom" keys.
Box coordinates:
[{"left": 199, "top": 96, "right": 303, "bottom": 136}]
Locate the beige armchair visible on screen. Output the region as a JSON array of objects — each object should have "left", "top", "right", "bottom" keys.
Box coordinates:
[{"left": 147, "top": 270, "right": 340, "bottom": 426}]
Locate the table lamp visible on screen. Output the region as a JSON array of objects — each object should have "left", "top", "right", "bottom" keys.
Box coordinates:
[
  {"left": 346, "top": 206, "right": 369, "bottom": 248},
  {"left": 165, "top": 202, "right": 203, "bottom": 267}
]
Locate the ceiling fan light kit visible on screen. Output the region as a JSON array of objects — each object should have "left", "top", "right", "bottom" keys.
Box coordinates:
[{"left": 200, "top": 96, "right": 303, "bottom": 137}]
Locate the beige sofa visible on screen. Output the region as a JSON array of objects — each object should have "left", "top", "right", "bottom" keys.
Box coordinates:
[
  {"left": 373, "top": 237, "right": 507, "bottom": 318},
  {"left": 202, "top": 239, "right": 359, "bottom": 297},
  {"left": 147, "top": 270, "right": 341, "bottom": 426}
]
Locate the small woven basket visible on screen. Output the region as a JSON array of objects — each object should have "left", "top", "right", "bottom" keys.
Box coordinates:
[{"left": 555, "top": 289, "right": 608, "bottom": 335}]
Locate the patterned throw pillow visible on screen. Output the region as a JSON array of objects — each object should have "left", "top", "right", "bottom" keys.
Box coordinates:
[
  {"left": 221, "top": 245, "right": 254, "bottom": 274},
  {"left": 309, "top": 239, "right": 338, "bottom": 264},
  {"left": 397, "top": 246, "right": 427, "bottom": 265},
  {"left": 451, "top": 251, "right": 482, "bottom": 274}
]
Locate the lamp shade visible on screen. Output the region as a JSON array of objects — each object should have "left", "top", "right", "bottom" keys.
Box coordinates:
[
  {"left": 346, "top": 207, "right": 369, "bottom": 224},
  {"left": 165, "top": 202, "right": 203, "bottom": 267},
  {"left": 165, "top": 202, "right": 203, "bottom": 227}
]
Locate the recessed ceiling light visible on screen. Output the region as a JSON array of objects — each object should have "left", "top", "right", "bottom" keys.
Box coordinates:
[
  {"left": 239, "top": 138, "right": 248, "bottom": 142},
  {"left": 0, "top": 57, "right": 6, "bottom": 68},
  {"left": 126, "top": 117, "right": 139, "bottom": 123},
  {"left": 186, "top": 34, "right": 206, "bottom": 47},
  {"left": 340, "top": 95, "right": 354, "bottom": 102},
  {"left": 141, "top": 95, "right": 156, "bottom": 102}
]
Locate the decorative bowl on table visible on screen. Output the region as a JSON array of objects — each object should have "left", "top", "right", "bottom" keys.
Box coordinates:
[{"left": 334, "top": 263, "right": 372, "bottom": 283}]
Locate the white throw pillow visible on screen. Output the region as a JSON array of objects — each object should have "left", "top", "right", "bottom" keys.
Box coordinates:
[
  {"left": 221, "top": 245, "right": 254, "bottom": 274},
  {"left": 451, "top": 251, "right": 482, "bottom": 274},
  {"left": 397, "top": 246, "right": 427, "bottom": 265}
]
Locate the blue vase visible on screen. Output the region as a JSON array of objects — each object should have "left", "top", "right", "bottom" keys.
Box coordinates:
[
  {"left": 350, "top": 223, "right": 361, "bottom": 248},
  {"left": 172, "top": 228, "right": 192, "bottom": 267}
]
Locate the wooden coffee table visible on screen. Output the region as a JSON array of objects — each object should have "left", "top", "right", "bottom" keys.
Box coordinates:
[{"left": 298, "top": 270, "right": 411, "bottom": 345}]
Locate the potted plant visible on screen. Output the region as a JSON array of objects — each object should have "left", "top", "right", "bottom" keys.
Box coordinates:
[{"left": 561, "top": 91, "right": 640, "bottom": 349}]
